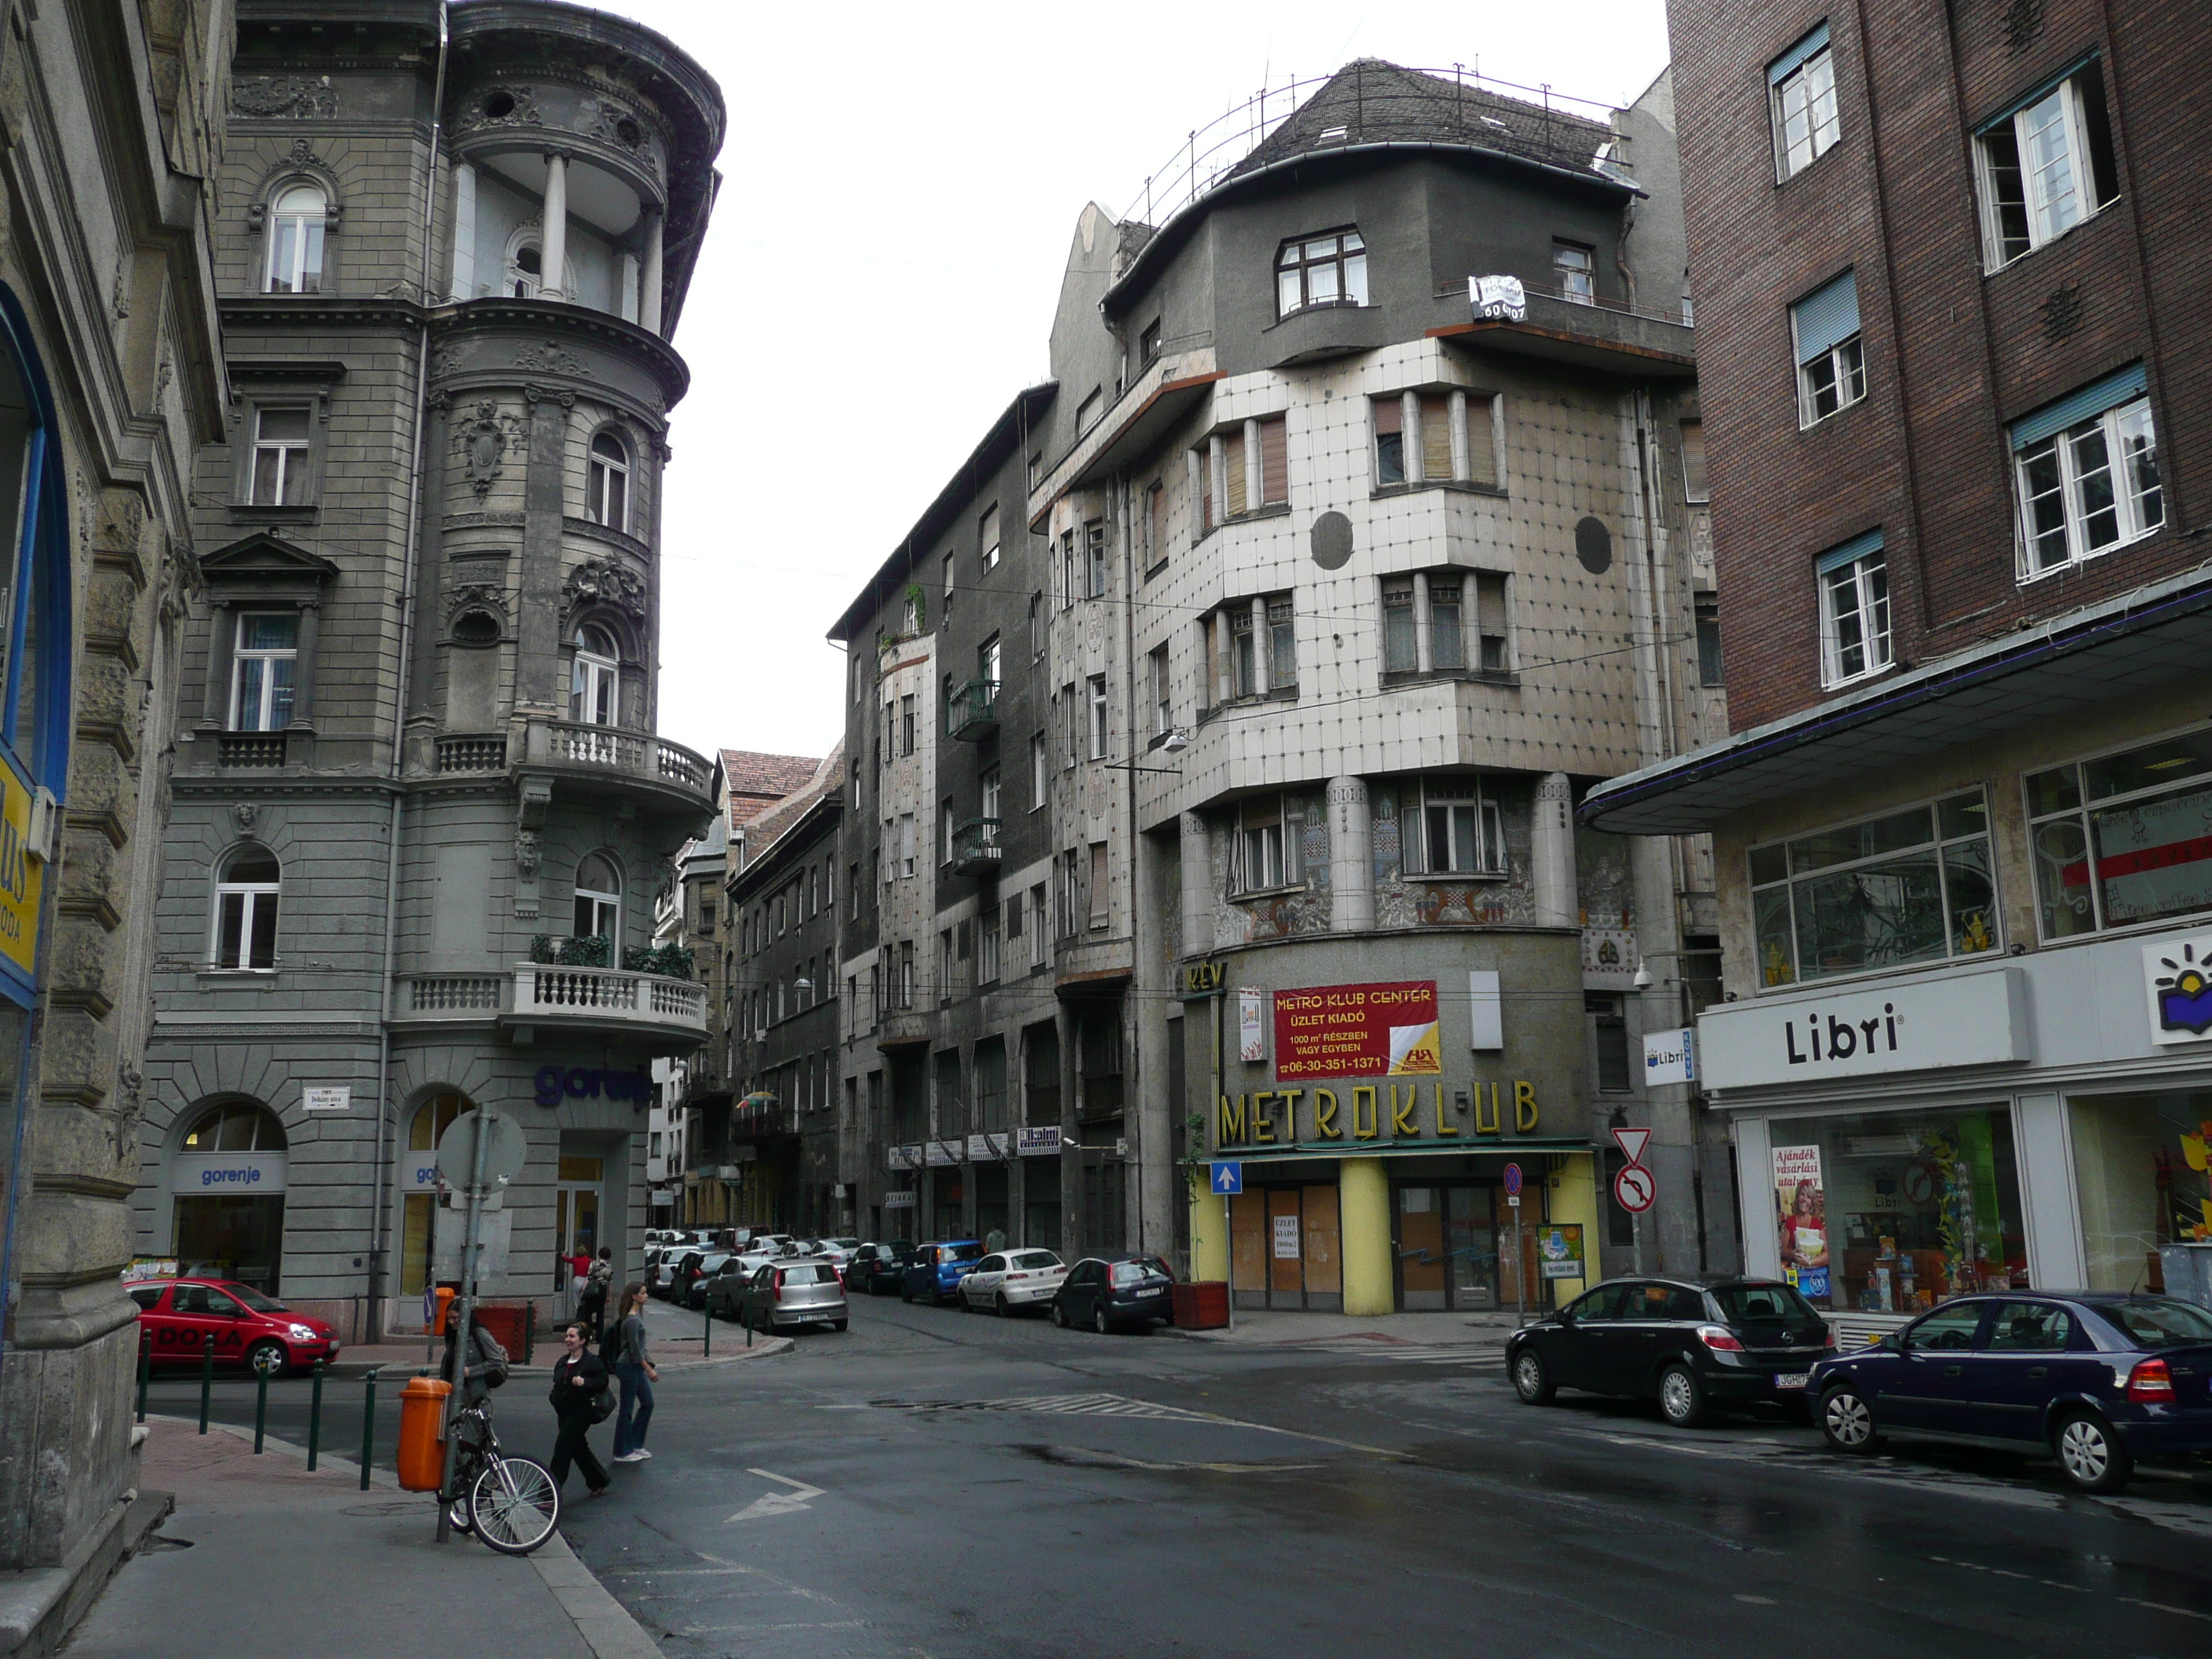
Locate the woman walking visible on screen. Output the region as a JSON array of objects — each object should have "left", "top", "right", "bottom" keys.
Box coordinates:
[
  {"left": 547, "top": 1323, "right": 611, "bottom": 1500},
  {"left": 610, "top": 1282, "right": 658, "bottom": 1464}
]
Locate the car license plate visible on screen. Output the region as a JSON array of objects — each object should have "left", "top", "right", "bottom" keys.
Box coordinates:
[{"left": 1774, "top": 1372, "right": 1809, "bottom": 1390}]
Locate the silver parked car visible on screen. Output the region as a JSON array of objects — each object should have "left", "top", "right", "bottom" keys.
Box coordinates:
[{"left": 714, "top": 1256, "right": 848, "bottom": 1333}]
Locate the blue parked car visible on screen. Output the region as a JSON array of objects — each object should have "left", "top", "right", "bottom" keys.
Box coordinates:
[
  {"left": 900, "top": 1240, "right": 982, "bottom": 1305},
  {"left": 1810, "top": 1291, "right": 2212, "bottom": 1493}
]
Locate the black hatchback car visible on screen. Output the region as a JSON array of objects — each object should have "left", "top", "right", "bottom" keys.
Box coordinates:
[
  {"left": 850, "top": 1241, "right": 914, "bottom": 1296},
  {"left": 1052, "top": 1252, "right": 1175, "bottom": 1333},
  {"left": 1507, "top": 1276, "right": 1834, "bottom": 1426}
]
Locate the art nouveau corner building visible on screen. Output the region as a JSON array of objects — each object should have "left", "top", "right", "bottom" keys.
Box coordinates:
[{"left": 134, "top": 0, "right": 724, "bottom": 1339}]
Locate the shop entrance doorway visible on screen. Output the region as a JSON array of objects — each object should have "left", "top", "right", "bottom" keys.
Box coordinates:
[
  {"left": 171, "top": 1102, "right": 289, "bottom": 1293},
  {"left": 554, "top": 1155, "right": 603, "bottom": 1310},
  {"left": 1393, "top": 1182, "right": 1501, "bottom": 1311},
  {"left": 1229, "top": 1184, "right": 1342, "bottom": 1310}
]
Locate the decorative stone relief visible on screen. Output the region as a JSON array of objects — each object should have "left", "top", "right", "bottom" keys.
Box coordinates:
[
  {"left": 457, "top": 85, "right": 541, "bottom": 132},
  {"left": 233, "top": 801, "right": 259, "bottom": 837},
  {"left": 562, "top": 557, "right": 647, "bottom": 621},
  {"left": 444, "top": 580, "right": 507, "bottom": 624},
  {"left": 233, "top": 76, "right": 338, "bottom": 119},
  {"left": 514, "top": 341, "right": 585, "bottom": 377},
  {"left": 515, "top": 828, "right": 541, "bottom": 879},
  {"left": 452, "top": 401, "right": 525, "bottom": 498},
  {"left": 580, "top": 95, "right": 660, "bottom": 177}
]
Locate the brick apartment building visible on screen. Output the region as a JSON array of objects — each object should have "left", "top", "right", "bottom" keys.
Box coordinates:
[{"left": 1588, "top": 1, "right": 2212, "bottom": 1340}]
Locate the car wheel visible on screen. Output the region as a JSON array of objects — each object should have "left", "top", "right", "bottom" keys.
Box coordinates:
[
  {"left": 1818, "top": 1384, "right": 1881, "bottom": 1454},
  {"left": 995, "top": 1292, "right": 1011, "bottom": 1318},
  {"left": 832, "top": 1319, "right": 848, "bottom": 1333},
  {"left": 1051, "top": 1300, "right": 1068, "bottom": 1328},
  {"left": 1658, "top": 1363, "right": 1707, "bottom": 1429},
  {"left": 1092, "top": 1303, "right": 1110, "bottom": 1335},
  {"left": 246, "top": 1339, "right": 288, "bottom": 1379},
  {"left": 1511, "top": 1348, "right": 1555, "bottom": 1406},
  {"left": 2054, "top": 1411, "right": 2132, "bottom": 1494},
  {"left": 900, "top": 1283, "right": 913, "bottom": 1303}
]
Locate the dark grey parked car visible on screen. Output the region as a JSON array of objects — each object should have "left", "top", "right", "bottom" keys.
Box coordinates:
[{"left": 711, "top": 1256, "right": 848, "bottom": 1333}]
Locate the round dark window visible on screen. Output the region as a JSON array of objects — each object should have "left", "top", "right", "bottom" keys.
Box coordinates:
[
  {"left": 451, "top": 609, "right": 500, "bottom": 645},
  {"left": 614, "top": 117, "right": 642, "bottom": 148},
  {"left": 482, "top": 91, "right": 516, "bottom": 121},
  {"left": 1310, "top": 511, "right": 1354, "bottom": 570},
  {"left": 1575, "top": 516, "right": 1614, "bottom": 575}
]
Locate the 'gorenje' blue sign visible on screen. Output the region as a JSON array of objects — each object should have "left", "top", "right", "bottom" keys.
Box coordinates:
[{"left": 535, "top": 1066, "right": 652, "bottom": 1107}]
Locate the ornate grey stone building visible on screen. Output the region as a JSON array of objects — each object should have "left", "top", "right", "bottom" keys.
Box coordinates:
[{"left": 132, "top": 0, "right": 724, "bottom": 1341}]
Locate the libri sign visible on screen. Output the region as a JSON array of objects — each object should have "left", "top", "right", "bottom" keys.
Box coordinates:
[{"left": 1697, "top": 966, "right": 2028, "bottom": 1092}]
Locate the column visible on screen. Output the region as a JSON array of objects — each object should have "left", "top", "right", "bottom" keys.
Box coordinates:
[
  {"left": 449, "top": 161, "right": 477, "bottom": 301},
  {"left": 287, "top": 599, "right": 320, "bottom": 729},
  {"left": 1208, "top": 433, "right": 1228, "bottom": 527},
  {"left": 1212, "top": 612, "right": 1233, "bottom": 707},
  {"left": 1401, "top": 390, "right": 1422, "bottom": 483},
  {"left": 618, "top": 253, "right": 639, "bottom": 323},
  {"left": 1326, "top": 777, "right": 1372, "bottom": 932},
  {"left": 1338, "top": 1157, "right": 1393, "bottom": 1316},
  {"left": 1412, "top": 572, "right": 1433, "bottom": 673},
  {"left": 1243, "top": 418, "right": 1261, "bottom": 509},
  {"left": 1179, "top": 811, "right": 1213, "bottom": 958},
  {"left": 201, "top": 600, "right": 235, "bottom": 726},
  {"left": 540, "top": 151, "right": 568, "bottom": 302},
  {"left": 640, "top": 208, "right": 665, "bottom": 335},
  {"left": 1531, "top": 771, "right": 1576, "bottom": 928},
  {"left": 1249, "top": 596, "right": 1267, "bottom": 690},
  {"left": 1449, "top": 390, "right": 1470, "bottom": 482}
]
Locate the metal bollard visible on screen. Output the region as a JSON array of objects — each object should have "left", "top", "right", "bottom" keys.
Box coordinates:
[
  {"left": 359, "top": 1366, "right": 384, "bottom": 1491},
  {"left": 307, "top": 1360, "right": 325, "bottom": 1472},
  {"left": 253, "top": 1363, "right": 269, "bottom": 1453},
  {"left": 703, "top": 1293, "right": 711, "bottom": 1359},
  {"left": 199, "top": 1334, "right": 215, "bottom": 1434},
  {"left": 136, "top": 1330, "right": 150, "bottom": 1424}
]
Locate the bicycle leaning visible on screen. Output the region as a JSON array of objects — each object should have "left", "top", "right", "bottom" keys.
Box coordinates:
[{"left": 442, "top": 1398, "right": 561, "bottom": 1554}]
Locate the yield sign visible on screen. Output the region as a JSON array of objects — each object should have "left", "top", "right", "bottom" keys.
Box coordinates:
[
  {"left": 724, "top": 1469, "right": 824, "bottom": 1523},
  {"left": 1611, "top": 1126, "right": 1652, "bottom": 1168}
]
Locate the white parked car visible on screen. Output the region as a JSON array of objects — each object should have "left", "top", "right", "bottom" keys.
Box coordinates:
[{"left": 958, "top": 1249, "right": 1068, "bottom": 1315}]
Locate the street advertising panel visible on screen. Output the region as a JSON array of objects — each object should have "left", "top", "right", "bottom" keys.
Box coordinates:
[
  {"left": 1536, "top": 1223, "right": 1586, "bottom": 1280},
  {"left": 1015, "top": 1126, "right": 1061, "bottom": 1156},
  {"left": 1238, "top": 989, "right": 1267, "bottom": 1062},
  {"left": 1273, "top": 981, "right": 1441, "bottom": 1081},
  {"left": 1773, "top": 1144, "right": 1830, "bottom": 1301}
]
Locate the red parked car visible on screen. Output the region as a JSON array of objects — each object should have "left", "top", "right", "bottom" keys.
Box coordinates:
[{"left": 127, "top": 1277, "right": 341, "bottom": 1377}]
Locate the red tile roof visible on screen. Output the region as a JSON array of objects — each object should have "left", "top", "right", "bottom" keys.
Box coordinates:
[{"left": 719, "top": 749, "right": 823, "bottom": 830}]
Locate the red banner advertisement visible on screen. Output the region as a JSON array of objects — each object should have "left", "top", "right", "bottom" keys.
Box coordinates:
[{"left": 1273, "top": 981, "right": 1442, "bottom": 1081}]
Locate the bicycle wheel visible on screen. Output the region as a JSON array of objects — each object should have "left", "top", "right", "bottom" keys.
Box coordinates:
[{"left": 469, "top": 1455, "right": 561, "bottom": 1555}]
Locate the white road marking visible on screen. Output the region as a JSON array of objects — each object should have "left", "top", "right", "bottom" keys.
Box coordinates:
[{"left": 724, "top": 1467, "right": 827, "bottom": 1522}]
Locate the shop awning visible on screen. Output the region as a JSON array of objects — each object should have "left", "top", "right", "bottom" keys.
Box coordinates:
[{"left": 1582, "top": 563, "right": 2212, "bottom": 835}]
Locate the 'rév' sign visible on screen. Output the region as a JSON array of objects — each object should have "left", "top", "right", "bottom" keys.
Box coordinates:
[{"left": 1697, "top": 966, "right": 2028, "bottom": 1092}]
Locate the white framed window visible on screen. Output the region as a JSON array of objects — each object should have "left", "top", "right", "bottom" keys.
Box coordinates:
[
  {"left": 1028, "top": 884, "right": 1047, "bottom": 966},
  {"left": 251, "top": 407, "right": 313, "bottom": 505},
  {"left": 2011, "top": 367, "right": 2160, "bottom": 578},
  {"left": 230, "top": 612, "right": 299, "bottom": 731},
  {"left": 941, "top": 799, "right": 956, "bottom": 866},
  {"left": 943, "top": 552, "right": 955, "bottom": 616},
  {"left": 586, "top": 432, "right": 629, "bottom": 531},
  {"left": 1381, "top": 577, "right": 1417, "bottom": 674},
  {"left": 1150, "top": 644, "right": 1171, "bottom": 735},
  {"left": 569, "top": 623, "right": 619, "bottom": 726},
  {"left": 1088, "top": 842, "right": 1109, "bottom": 929},
  {"left": 1791, "top": 271, "right": 1865, "bottom": 427},
  {"left": 572, "top": 852, "right": 621, "bottom": 940},
  {"left": 211, "top": 845, "right": 281, "bottom": 969},
  {"left": 264, "top": 184, "right": 327, "bottom": 294},
  {"left": 1237, "top": 796, "right": 1302, "bottom": 893},
  {"left": 1087, "top": 674, "right": 1107, "bottom": 760},
  {"left": 1817, "top": 531, "right": 1892, "bottom": 687},
  {"left": 1030, "top": 732, "right": 1047, "bottom": 808},
  {"left": 979, "top": 504, "right": 1000, "bottom": 571},
  {"left": 979, "top": 634, "right": 1001, "bottom": 688},
  {"left": 1076, "top": 387, "right": 1104, "bottom": 436},
  {"left": 1029, "top": 592, "right": 1044, "bottom": 660},
  {"left": 1086, "top": 520, "right": 1106, "bottom": 598},
  {"left": 1275, "top": 228, "right": 1367, "bottom": 318},
  {"left": 899, "top": 813, "right": 914, "bottom": 878},
  {"left": 1231, "top": 607, "right": 1257, "bottom": 696},
  {"left": 1372, "top": 396, "right": 1406, "bottom": 486},
  {"left": 1680, "top": 419, "right": 1709, "bottom": 502},
  {"left": 1769, "top": 24, "right": 1840, "bottom": 181},
  {"left": 1974, "top": 66, "right": 2117, "bottom": 269},
  {"left": 1415, "top": 780, "right": 1504, "bottom": 877},
  {"left": 2026, "top": 726, "right": 2212, "bottom": 942},
  {"left": 980, "top": 766, "right": 1002, "bottom": 826},
  {"left": 979, "top": 907, "right": 1002, "bottom": 984},
  {"left": 1552, "top": 241, "right": 1595, "bottom": 305}
]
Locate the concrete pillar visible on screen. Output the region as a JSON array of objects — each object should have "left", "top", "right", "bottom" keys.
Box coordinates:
[
  {"left": 1327, "top": 776, "right": 1372, "bottom": 932},
  {"left": 449, "top": 161, "right": 477, "bottom": 300},
  {"left": 1212, "top": 612, "right": 1233, "bottom": 707},
  {"left": 640, "top": 209, "right": 664, "bottom": 334},
  {"left": 1243, "top": 418, "right": 1260, "bottom": 510},
  {"left": 619, "top": 253, "right": 639, "bottom": 323},
  {"left": 1179, "top": 811, "right": 1213, "bottom": 959},
  {"left": 1412, "top": 572, "right": 1433, "bottom": 673},
  {"left": 540, "top": 151, "right": 568, "bottom": 301},
  {"left": 1339, "top": 1157, "right": 1393, "bottom": 1315},
  {"left": 1532, "top": 772, "right": 1577, "bottom": 928},
  {"left": 1449, "top": 389, "right": 1470, "bottom": 481},
  {"left": 1249, "top": 596, "right": 1267, "bottom": 691},
  {"left": 1208, "top": 433, "right": 1228, "bottom": 526},
  {"left": 289, "top": 599, "right": 320, "bottom": 729},
  {"left": 201, "top": 600, "right": 234, "bottom": 725},
  {"left": 1401, "top": 390, "right": 1421, "bottom": 483}
]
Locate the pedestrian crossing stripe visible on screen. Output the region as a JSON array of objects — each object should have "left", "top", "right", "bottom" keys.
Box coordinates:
[{"left": 871, "top": 1393, "right": 1226, "bottom": 1421}]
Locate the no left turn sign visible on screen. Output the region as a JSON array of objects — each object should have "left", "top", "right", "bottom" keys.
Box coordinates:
[{"left": 1614, "top": 1164, "right": 1656, "bottom": 1214}]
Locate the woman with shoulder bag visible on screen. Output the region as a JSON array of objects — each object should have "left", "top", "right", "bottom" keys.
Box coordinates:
[
  {"left": 609, "top": 1283, "right": 658, "bottom": 1463},
  {"left": 546, "top": 1323, "right": 611, "bottom": 1499}
]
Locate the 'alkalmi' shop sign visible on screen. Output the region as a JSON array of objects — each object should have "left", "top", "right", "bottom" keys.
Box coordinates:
[{"left": 1699, "top": 966, "right": 2028, "bottom": 1092}]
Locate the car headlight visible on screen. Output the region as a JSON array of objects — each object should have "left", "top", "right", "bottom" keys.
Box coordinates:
[{"left": 287, "top": 1323, "right": 318, "bottom": 1341}]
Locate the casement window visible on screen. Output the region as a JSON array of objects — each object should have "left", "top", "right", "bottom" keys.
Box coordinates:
[
  {"left": 1588, "top": 994, "right": 1632, "bottom": 1092},
  {"left": 230, "top": 612, "right": 299, "bottom": 730},
  {"left": 1087, "top": 673, "right": 1107, "bottom": 760},
  {"left": 211, "top": 846, "right": 281, "bottom": 969},
  {"left": 1086, "top": 519, "right": 1107, "bottom": 598},
  {"left": 1151, "top": 644, "right": 1172, "bottom": 734},
  {"left": 1087, "top": 842, "right": 1110, "bottom": 929},
  {"left": 1475, "top": 572, "right": 1509, "bottom": 672},
  {"left": 1029, "top": 592, "right": 1044, "bottom": 659},
  {"left": 1791, "top": 271, "right": 1865, "bottom": 427},
  {"left": 1256, "top": 417, "right": 1288, "bottom": 505},
  {"left": 586, "top": 432, "right": 629, "bottom": 530},
  {"left": 901, "top": 588, "right": 922, "bottom": 634},
  {"left": 979, "top": 907, "right": 1002, "bottom": 984},
  {"left": 264, "top": 184, "right": 328, "bottom": 294},
  {"left": 900, "top": 693, "right": 915, "bottom": 755},
  {"left": 569, "top": 622, "right": 619, "bottom": 726},
  {"left": 980, "top": 766, "right": 1002, "bottom": 827},
  {"left": 1028, "top": 884, "right": 1047, "bottom": 966},
  {"left": 979, "top": 503, "right": 1000, "bottom": 571},
  {"left": 1004, "top": 889, "right": 1023, "bottom": 958},
  {"left": 1030, "top": 732, "right": 1046, "bottom": 807},
  {"left": 1680, "top": 420, "right": 1709, "bottom": 502},
  {"left": 1373, "top": 397, "right": 1406, "bottom": 486},
  {"left": 1267, "top": 597, "right": 1296, "bottom": 691},
  {"left": 251, "top": 407, "right": 313, "bottom": 505},
  {"left": 1552, "top": 241, "right": 1595, "bottom": 305},
  {"left": 1139, "top": 319, "right": 1162, "bottom": 367},
  {"left": 1231, "top": 606, "right": 1257, "bottom": 696},
  {"left": 899, "top": 813, "right": 914, "bottom": 879},
  {"left": 1274, "top": 228, "right": 1367, "bottom": 318},
  {"left": 1143, "top": 481, "right": 1167, "bottom": 572},
  {"left": 1383, "top": 572, "right": 1511, "bottom": 680},
  {"left": 1028, "top": 451, "right": 1042, "bottom": 490},
  {"left": 1381, "top": 577, "right": 1418, "bottom": 674},
  {"left": 1056, "top": 850, "right": 1080, "bottom": 937},
  {"left": 1769, "top": 24, "right": 1841, "bottom": 181},
  {"left": 1427, "top": 576, "right": 1466, "bottom": 672},
  {"left": 2027, "top": 727, "right": 2212, "bottom": 941},
  {"left": 1975, "top": 63, "right": 2118, "bottom": 269},
  {"left": 1414, "top": 779, "right": 1504, "bottom": 877},
  {"left": 1059, "top": 683, "right": 1077, "bottom": 768},
  {"left": 1817, "top": 531, "right": 1892, "bottom": 687},
  {"left": 881, "top": 701, "right": 893, "bottom": 768},
  {"left": 1695, "top": 597, "right": 1723, "bottom": 688},
  {"left": 1195, "top": 445, "right": 1214, "bottom": 535},
  {"left": 943, "top": 553, "right": 955, "bottom": 617},
  {"left": 1076, "top": 387, "right": 1104, "bottom": 437},
  {"left": 2010, "top": 366, "right": 2161, "bottom": 578},
  {"left": 940, "top": 799, "right": 956, "bottom": 865},
  {"left": 573, "top": 852, "right": 621, "bottom": 940},
  {"left": 979, "top": 634, "right": 1001, "bottom": 689},
  {"left": 1372, "top": 392, "right": 1498, "bottom": 490},
  {"left": 1749, "top": 791, "right": 1997, "bottom": 988},
  {"left": 1237, "top": 796, "right": 1302, "bottom": 893},
  {"left": 1059, "top": 531, "right": 1076, "bottom": 608},
  {"left": 899, "top": 941, "right": 915, "bottom": 1009}
]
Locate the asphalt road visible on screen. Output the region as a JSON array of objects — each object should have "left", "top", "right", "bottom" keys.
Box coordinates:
[{"left": 150, "top": 1293, "right": 2212, "bottom": 1657}]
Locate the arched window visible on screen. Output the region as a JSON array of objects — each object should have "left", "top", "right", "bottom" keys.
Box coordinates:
[
  {"left": 265, "top": 184, "right": 327, "bottom": 295},
  {"left": 403, "top": 1093, "right": 474, "bottom": 1295},
  {"left": 586, "top": 432, "right": 629, "bottom": 531},
  {"left": 509, "top": 241, "right": 544, "bottom": 300},
  {"left": 181, "top": 1101, "right": 287, "bottom": 1152},
  {"left": 569, "top": 622, "right": 619, "bottom": 727},
  {"left": 407, "top": 1093, "right": 473, "bottom": 1152},
  {"left": 574, "top": 852, "right": 621, "bottom": 940},
  {"left": 212, "top": 845, "right": 281, "bottom": 969}
]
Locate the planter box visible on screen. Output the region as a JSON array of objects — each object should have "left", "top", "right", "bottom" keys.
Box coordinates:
[{"left": 1173, "top": 1280, "right": 1230, "bottom": 1330}]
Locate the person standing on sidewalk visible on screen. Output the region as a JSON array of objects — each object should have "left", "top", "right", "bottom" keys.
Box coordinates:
[
  {"left": 578, "top": 1246, "right": 613, "bottom": 1339},
  {"left": 609, "top": 1283, "right": 658, "bottom": 1464},
  {"left": 547, "top": 1323, "right": 611, "bottom": 1500}
]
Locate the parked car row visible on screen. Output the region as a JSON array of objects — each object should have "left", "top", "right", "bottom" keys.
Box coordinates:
[
  {"left": 1504, "top": 1274, "right": 2212, "bottom": 1496},
  {"left": 877, "top": 1239, "right": 1177, "bottom": 1334}
]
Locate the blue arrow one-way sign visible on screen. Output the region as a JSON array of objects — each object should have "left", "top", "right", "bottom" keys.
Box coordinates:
[{"left": 1210, "top": 1161, "right": 1243, "bottom": 1195}]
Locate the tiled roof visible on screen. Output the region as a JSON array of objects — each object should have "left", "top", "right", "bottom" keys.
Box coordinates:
[
  {"left": 719, "top": 748, "right": 823, "bottom": 830},
  {"left": 733, "top": 739, "right": 844, "bottom": 871}
]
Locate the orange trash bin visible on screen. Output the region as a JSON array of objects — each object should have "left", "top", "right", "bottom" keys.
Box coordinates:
[
  {"left": 397, "top": 1375, "right": 452, "bottom": 1491},
  {"left": 432, "top": 1286, "right": 456, "bottom": 1335}
]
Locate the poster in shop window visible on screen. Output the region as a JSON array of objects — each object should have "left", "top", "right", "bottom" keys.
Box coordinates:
[
  {"left": 1773, "top": 1144, "right": 1829, "bottom": 1302},
  {"left": 1272, "top": 1214, "right": 1301, "bottom": 1259},
  {"left": 1272, "top": 981, "right": 1441, "bottom": 1082}
]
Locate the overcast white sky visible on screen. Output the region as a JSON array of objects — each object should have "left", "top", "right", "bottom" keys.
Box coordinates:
[{"left": 595, "top": 1, "right": 1674, "bottom": 765}]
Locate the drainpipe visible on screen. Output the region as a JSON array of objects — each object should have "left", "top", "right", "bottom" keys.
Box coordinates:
[{"left": 367, "top": 0, "right": 449, "bottom": 1343}]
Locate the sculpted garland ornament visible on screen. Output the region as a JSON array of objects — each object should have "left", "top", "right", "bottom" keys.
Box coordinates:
[
  {"left": 453, "top": 402, "right": 525, "bottom": 498},
  {"left": 233, "top": 76, "right": 338, "bottom": 120},
  {"left": 562, "top": 558, "right": 648, "bottom": 621}
]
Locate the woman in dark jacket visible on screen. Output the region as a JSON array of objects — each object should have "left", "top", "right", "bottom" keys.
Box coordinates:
[{"left": 547, "top": 1323, "right": 611, "bottom": 1498}]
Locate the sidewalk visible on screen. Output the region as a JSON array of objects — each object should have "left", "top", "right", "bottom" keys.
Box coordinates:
[
  {"left": 63, "top": 1418, "right": 660, "bottom": 1659},
  {"left": 1165, "top": 1307, "right": 1524, "bottom": 1347},
  {"left": 327, "top": 1302, "right": 790, "bottom": 1377}
]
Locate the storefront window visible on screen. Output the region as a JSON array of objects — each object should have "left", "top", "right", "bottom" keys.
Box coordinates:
[
  {"left": 2067, "top": 1090, "right": 2212, "bottom": 1292},
  {"left": 1768, "top": 1105, "right": 2026, "bottom": 1312},
  {"left": 2028, "top": 727, "right": 2212, "bottom": 939},
  {"left": 1749, "top": 791, "right": 1998, "bottom": 986}
]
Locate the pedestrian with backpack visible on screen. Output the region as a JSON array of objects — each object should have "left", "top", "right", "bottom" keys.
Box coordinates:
[
  {"left": 608, "top": 1282, "right": 657, "bottom": 1463},
  {"left": 547, "top": 1323, "right": 611, "bottom": 1500},
  {"left": 578, "top": 1246, "right": 613, "bottom": 1339}
]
